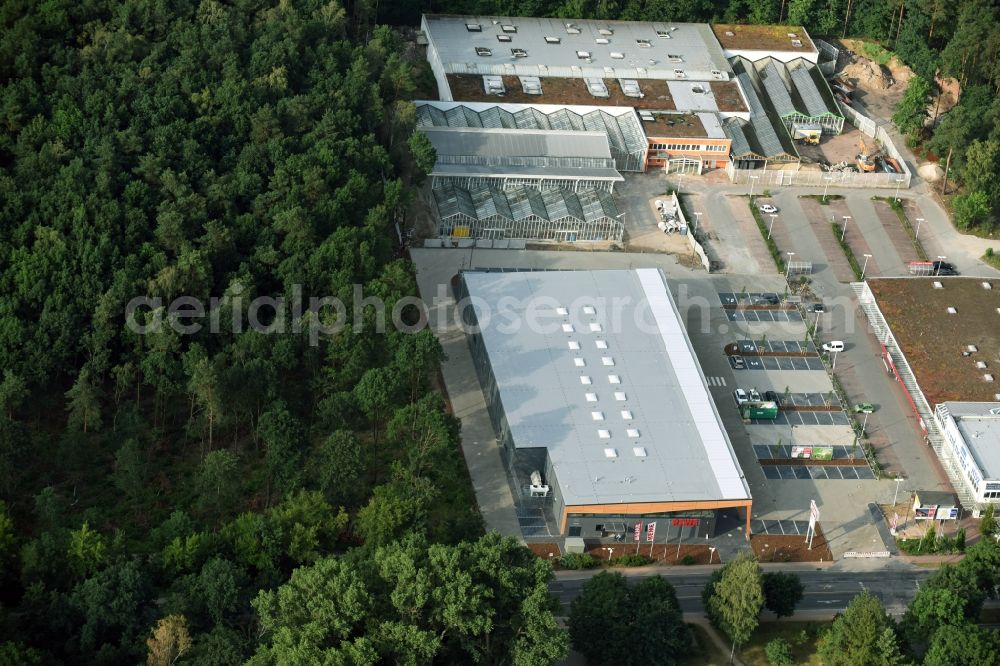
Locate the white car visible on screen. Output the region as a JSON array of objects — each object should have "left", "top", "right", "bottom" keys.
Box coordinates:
[
  {"left": 733, "top": 388, "right": 749, "bottom": 406},
  {"left": 758, "top": 204, "right": 778, "bottom": 214},
  {"left": 748, "top": 388, "right": 762, "bottom": 402},
  {"left": 822, "top": 341, "right": 845, "bottom": 352}
]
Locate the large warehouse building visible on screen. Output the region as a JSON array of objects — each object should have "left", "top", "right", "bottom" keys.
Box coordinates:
[
  {"left": 856, "top": 277, "right": 1000, "bottom": 512},
  {"left": 459, "top": 268, "right": 753, "bottom": 539}
]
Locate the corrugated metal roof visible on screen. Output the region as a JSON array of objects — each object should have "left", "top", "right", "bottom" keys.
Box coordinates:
[
  {"left": 760, "top": 61, "right": 796, "bottom": 117},
  {"left": 723, "top": 117, "right": 756, "bottom": 158},
  {"left": 734, "top": 71, "right": 797, "bottom": 159},
  {"left": 790, "top": 65, "right": 837, "bottom": 117},
  {"left": 415, "top": 100, "right": 647, "bottom": 156},
  {"left": 423, "top": 126, "right": 613, "bottom": 159},
  {"left": 462, "top": 268, "right": 751, "bottom": 505}
]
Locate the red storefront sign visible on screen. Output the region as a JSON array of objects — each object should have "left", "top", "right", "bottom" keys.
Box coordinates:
[{"left": 672, "top": 518, "right": 699, "bottom": 527}]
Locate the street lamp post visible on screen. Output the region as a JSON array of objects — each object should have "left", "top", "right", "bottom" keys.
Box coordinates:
[
  {"left": 832, "top": 348, "right": 839, "bottom": 370},
  {"left": 749, "top": 174, "right": 760, "bottom": 201},
  {"left": 936, "top": 255, "right": 946, "bottom": 276},
  {"left": 894, "top": 176, "right": 904, "bottom": 202},
  {"left": 767, "top": 214, "right": 777, "bottom": 239},
  {"left": 915, "top": 217, "right": 924, "bottom": 240},
  {"left": 603, "top": 547, "right": 614, "bottom": 562},
  {"left": 708, "top": 546, "right": 716, "bottom": 564},
  {"left": 861, "top": 253, "right": 873, "bottom": 279},
  {"left": 784, "top": 252, "right": 795, "bottom": 278},
  {"left": 694, "top": 211, "right": 702, "bottom": 234},
  {"left": 823, "top": 176, "right": 833, "bottom": 202},
  {"left": 814, "top": 309, "right": 821, "bottom": 335},
  {"left": 841, "top": 215, "right": 852, "bottom": 242}
]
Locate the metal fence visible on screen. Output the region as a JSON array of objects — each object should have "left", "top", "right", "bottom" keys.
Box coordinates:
[
  {"left": 725, "top": 104, "right": 912, "bottom": 190},
  {"left": 671, "top": 193, "right": 712, "bottom": 272}
]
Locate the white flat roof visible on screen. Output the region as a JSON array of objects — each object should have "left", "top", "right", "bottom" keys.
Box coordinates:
[
  {"left": 462, "top": 268, "right": 751, "bottom": 507},
  {"left": 424, "top": 14, "right": 731, "bottom": 81},
  {"left": 943, "top": 402, "right": 1000, "bottom": 481}
]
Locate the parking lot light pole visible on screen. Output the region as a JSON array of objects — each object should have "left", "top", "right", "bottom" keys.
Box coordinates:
[
  {"left": 892, "top": 476, "right": 904, "bottom": 506},
  {"left": 894, "top": 176, "right": 904, "bottom": 202},
  {"left": 915, "top": 217, "right": 924, "bottom": 239},
  {"left": 749, "top": 174, "right": 760, "bottom": 201},
  {"left": 936, "top": 255, "right": 946, "bottom": 276},
  {"left": 861, "top": 253, "right": 873, "bottom": 279},
  {"left": 784, "top": 251, "right": 795, "bottom": 277},
  {"left": 832, "top": 348, "right": 839, "bottom": 370},
  {"left": 767, "top": 214, "right": 777, "bottom": 239},
  {"left": 841, "top": 215, "right": 852, "bottom": 242},
  {"left": 823, "top": 176, "right": 833, "bottom": 202},
  {"left": 814, "top": 309, "right": 821, "bottom": 334}
]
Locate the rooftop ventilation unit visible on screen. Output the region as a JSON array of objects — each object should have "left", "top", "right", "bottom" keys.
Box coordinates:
[
  {"left": 591, "top": 411, "right": 605, "bottom": 421},
  {"left": 568, "top": 341, "right": 580, "bottom": 350},
  {"left": 985, "top": 374, "right": 995, "bottom": 382},
  {"left": 667, "top": 54, "right": 683, "bottom": 62},
  {"left": 599, "top": 28, "right": 614, "bottom": 36},
  {"left": 511, "top": 48, "right": 528, "bottom": 58},
  {"left": 598, "top": 429, "right": 611, "bottom": 439},
  {"left": 636, "top": 39, "right": 651, "bottom": 48},
  {"left": 621, "top": 410, "right": 633, "bottom": 419},
  {"left": 976, "top": 361, "right": 988, "bottom": 369},
  {"left": 656, "top": 30, "right": 670, "bottom": 38},
  {"left": 562, "top": 323, "right": 574, "bottom": 332},
  {"left": 602, "top": 356, "right": 615, "bottom": 366},
  {"left": 791, "top": 40, "right": 803, "bottom": 47},
  {"left": 586, "top": 78, "right": 610, "bottom": 97},
  {"left": 983, "top": 282, "right": 993, "bottom": 289},
  {"left": 482, "top": 75, "right": 505, "bottom": 95},
  {"left": 501, "top": 24, "right": 517, "bottom": 33},
  {"left": 529, "top": 471, "right": 549, "bottom": 497},
  {"left": 580, "top": 376, "right": 592, "bottom": 385},
  {"left": 614, "top": 391, "right": 627, "bottom": 401},
  {"left": 574, "top": 358, "right": 586, "bottom": 367},
  {"left": 585, "top": 392, "right": 598, "bottom": 402},
  {"left": 590, "top": 323, "right": 603, "bottom": 332},
  {"left": 725, "top": 30, "right": 735, "bottom": 36},
  {"left": 633, "top": 447, "right": 647, "bottom": 457},
  {"left": 466, "top": 23, "right": 482, "bottom": 32},
  {"left": 475, "top": 47, "right": 492, "bottom": 57},
  {"left": 933, "top": 281, "right": 943, "bottom": 288},
  {"left": 608, "top": 375, "right": 621, "bottom": 384},
  {"left": 712, "top": 69, "right": 724, "bottom": 79},
  {"left": 626, "top": 429, "right": 640, "bottom": 438},
  {"left": 596, "top": 340, "right": 608, "bottom": 349},
  {"left": 544, "top": 36, "right": 561, "bottom": 44},
  {"left": 619, "top": 79, "right": 643, "bottom": 97},
  {"left": 577, "top": 50, "right": 591, "bottom": 59},
  {"left": 639, "top": 111, "right": 655, "bottom": 121},
  {"left": 566, "top": 24, "right": 581, "bottom": 34},
  {"left": 497, "top": 34, "right": 512, "bottom": 42},
  {"left": 519, "top": 75, "right": 542, "bottom": 94},
  {"left": 946, "top": 306, "right": 957, "bottom": 314},
  {"left": 596, "top": 37, "right": 610, "bottom": 45},
  {"left": 788, "top": 33, "right": 798, "bottom": 37},
  {"left": 968, "top": 345, "right": 978, "bottom": 352},
  {"left": 604, "top": 448, "right": 618, "bottom": 458},
  {"left": 674, "top": 69, "right": 687, "bottom": 78},
  {"left": 583, "top": 306, "right": 596, "bottom": 315}
]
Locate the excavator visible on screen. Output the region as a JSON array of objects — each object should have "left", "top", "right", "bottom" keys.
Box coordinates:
[{"left": 856, "top": 139, "right": 876, "bottom": 172}]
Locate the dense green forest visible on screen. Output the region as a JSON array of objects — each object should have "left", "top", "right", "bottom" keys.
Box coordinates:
[
  {"left": 0, "top": 0, "right": 567, "bottom": 663},
  {"left": 383, "top": 0, "right": 1000, "bottom": 230}
]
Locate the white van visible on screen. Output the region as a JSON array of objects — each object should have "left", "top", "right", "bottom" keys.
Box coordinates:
[{"left": 822, "top": 341, "right": 845, "bottom": 353}]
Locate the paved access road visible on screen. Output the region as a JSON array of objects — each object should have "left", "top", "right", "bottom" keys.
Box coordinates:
[{"left": 551, "top": 565, "right": 930, "bottom": 616}]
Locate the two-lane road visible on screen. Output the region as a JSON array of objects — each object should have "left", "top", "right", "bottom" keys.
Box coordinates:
[{"left": 551, "top": 566, "right": 930, "bottom": 616}]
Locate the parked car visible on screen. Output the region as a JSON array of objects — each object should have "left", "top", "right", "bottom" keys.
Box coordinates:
[
  {"left": 853, "top": 403, "right": 875, "bottom": 414},
  {"left": 748, "top": 388, "right": 762, "bottom": 402},
  {"left": 733, "top": 388, "right": 749, "bottom": 406},
  {"left": 932, "top": 260, "right": 955, "bottom": 271},
  {"left": 732, "top": 355, "right": 746, "bottom": 369},
  {"left": 822, "top": 341, "right": 845, "bottom": 353},
  {"left": 809, "top": 302, "right": 826, "bottom": 313},
  {"left": 758, "top": 204, "right": 778, "bottom": 214},
  {"left": 753, "top": 294, "right": 780, "bottom": 305},
  {"left": 764, "top": 390, "right": 780, "bottom": 405}
]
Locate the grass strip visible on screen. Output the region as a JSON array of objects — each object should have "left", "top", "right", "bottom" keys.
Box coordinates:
[
  {"left": 749, "top": 201, "right": 786, "bottom": 273},
  {"left": 983, "top": 248, "right": 1000, "bottom": 270},
  {"left": 799, "top": 193, "right": 844, "bottom": 205},
  {"left": 831, "top": 222, "right": 863, "bottom": 281}
]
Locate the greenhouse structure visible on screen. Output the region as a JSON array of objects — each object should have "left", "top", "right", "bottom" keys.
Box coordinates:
[
  {"left": 416, "top": 101, "right": 648, "bottom": 172},
  {"left": 432, "top": 182, "right": 623, "bottom": 242}
]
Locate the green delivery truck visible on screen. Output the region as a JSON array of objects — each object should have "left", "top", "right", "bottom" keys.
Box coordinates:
[{"left": 740, "top": 401, "right": 779, "bottom": 420}]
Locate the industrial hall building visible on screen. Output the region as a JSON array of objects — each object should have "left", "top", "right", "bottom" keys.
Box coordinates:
[
  {"left": 458, "top": 268, "right": 753, "bottom": 540},
  {"left": 416, "top": 14, "right": 843, "bottom": 243}
]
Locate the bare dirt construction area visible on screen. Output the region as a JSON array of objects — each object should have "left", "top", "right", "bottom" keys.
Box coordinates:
[
  {"left": 837, "top": 39, "right": 914, "bottom": 122},
  {"left": 797, "top": 125, "right": 867, "bottom": 168}
]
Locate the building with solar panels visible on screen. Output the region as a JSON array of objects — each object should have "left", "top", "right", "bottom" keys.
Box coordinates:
[{"left": 458, "top": 268, "right": 753, "bottom": 540}]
